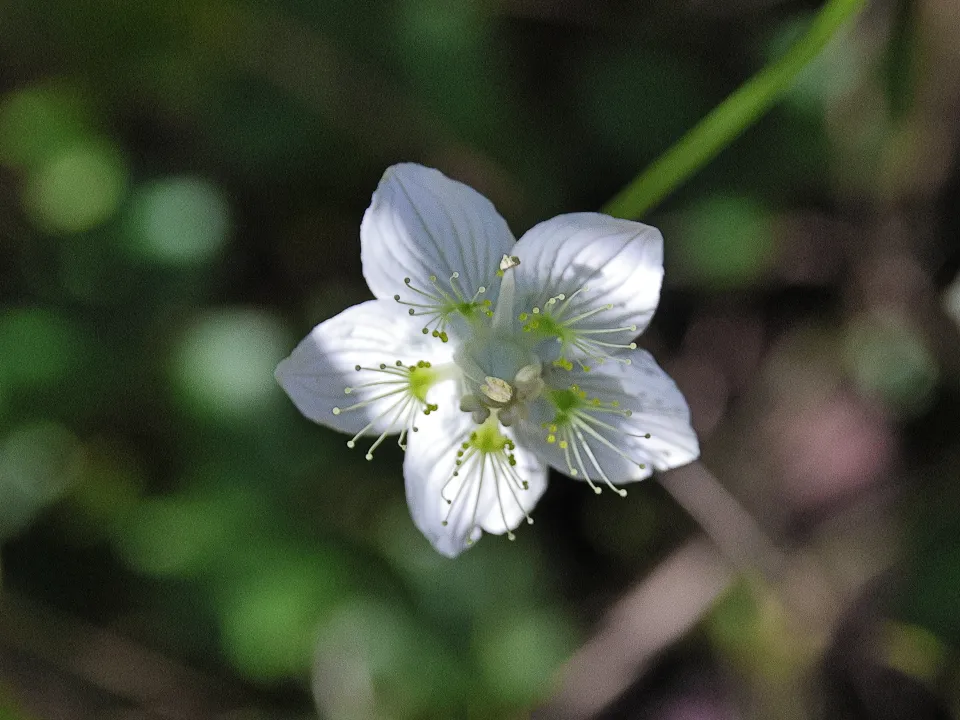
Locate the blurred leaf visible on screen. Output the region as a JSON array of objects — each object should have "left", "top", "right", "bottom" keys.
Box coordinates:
[
  {"left": 899, "top": 498, "right": 960, "bottom": 647},
  {"left": 707, "top": 580, "right": 802, "bottom": 684},
  {"left": 882, "top": 621, "right": 947, "bottom": 685},
  {"left": 0, "top": 83, "right": 93, "bottom": 171},
  {"left": 668, "top": 194, "right": 775, "bottom": 289},
  {"left": 314, "top": 599, "right": 467, "bottom": 720},
  {"left": 61, "top": 440, "right": 145, "bottom": 542},
  {"left": 117, "top": 491, "right": 249, "bottom": 577},
  {"left": 882, "top": 0, "right": 920, "bottom": 122},
  {"left": 394, "top": 0, "right": 505, "bottom": 146},
  {"left": 218, "top": 546, "right": 351, "bottom": 681},
  {"left": 0, "top": 308, "right": 83, "bottom": 390},
  {"left": 0, "top": 683, "right": 38, "bottom": 720},
  {"left": 374, "top": 499, "right": 547, "bottom": 623},
  {"left": 474, "top": 607, "right": 579, "bottom": 706}
]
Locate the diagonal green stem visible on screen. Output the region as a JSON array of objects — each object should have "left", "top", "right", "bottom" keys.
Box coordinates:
[{"left": 602, "top": 0, "right": 868, "bottom": 220}]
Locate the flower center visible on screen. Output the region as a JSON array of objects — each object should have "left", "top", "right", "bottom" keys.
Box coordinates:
[
  {"left": 440, "top": 416, "right": 534, "bottom": 543},
  {"left": 519, "top": 288, "right": 638, "bottom": 371},
  {"left": 451, "top": 256, "right": 548, "bottom": 427},
  {"left": 459, "top": 363, "right": 545, "bottom": 427},
  {"left": 393, "top": 272, "right": 490, "bottom": 342},
  {"left": 543, "top": 383, "right": 651, "bottom": 496},
  {"left": 333, "top": 359, "right": 447, "bottom": 459}
]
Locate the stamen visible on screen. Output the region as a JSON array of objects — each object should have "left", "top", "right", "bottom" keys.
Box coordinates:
[
  {"left": 439, "top": 421, "right": 534, "bottom": 544},
  {"left": 333, "top": 360, "right": 440, "bottom": 459},
  {"left": 544, "top": 383, "right": 651, "bottom": 496},
  {"left": 520, "top": 286, "right": 640, "bottom": 368},
  {"left": 492, "top": 452, "right": 534, "bottom": 525},
  {"left": 393, "top": 273, "right": 488, "bottom": 342}
]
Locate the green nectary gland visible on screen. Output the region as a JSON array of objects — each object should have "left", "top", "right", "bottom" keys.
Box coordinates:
[
  {"left": 469, "top": 420, "right": 512, "bottom": 453},
  {"left": 522, "top": 312, "right": 570, "bottom": 341},
  {"left": 456, "top": 298, "right": 493, "bottom": 320},
  {"left": 408, "top": 365, "right": 437, "bottom": 403},
  {"left": 548, "top": 387, "right": 583, "bottom": 415}
]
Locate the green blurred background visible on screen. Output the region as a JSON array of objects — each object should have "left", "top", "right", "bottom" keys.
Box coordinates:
[{"left": 1, "top": 0, "right": 959, "bottom": 718}]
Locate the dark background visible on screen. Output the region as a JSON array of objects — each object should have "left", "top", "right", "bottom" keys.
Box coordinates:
[{"left": 1, "top": 0, "right": 958, "bottom": 718}]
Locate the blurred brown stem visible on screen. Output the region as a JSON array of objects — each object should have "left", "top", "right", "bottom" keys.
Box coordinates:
[
  {"left": 535, "top": 537, "right": 734, "bottom": 719},
  {"left": 659, "top": 461, "right": 786, "bottom": 581}
]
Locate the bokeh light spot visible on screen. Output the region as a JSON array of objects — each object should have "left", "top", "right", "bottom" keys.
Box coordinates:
[
  {"left": 129, "top": 176, "right": 231, "bottom": 265},
  {"left": 944, "top": 273, "right": 960, "bottom": 329},
  {"left": 173, "top": 308, "right": 290, "bottom": 419},
  {"left": 23, "top": 140, "right": 128, "bottom": 234},
  {"left": 0, "top": 422, "right": 82, "bottom": 539},
  {"left": 883, "top": 621, "right": 946, "bottom": 684},
  {"left": 844, "top": 314, "right": 938, "bottom": 416}
]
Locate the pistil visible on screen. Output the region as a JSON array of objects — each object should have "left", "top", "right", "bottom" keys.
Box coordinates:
[{"left": 491, "top": 254, "right": 520, "bottom": 331}]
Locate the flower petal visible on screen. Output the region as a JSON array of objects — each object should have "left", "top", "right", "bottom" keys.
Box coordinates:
[
  {"left": 511, "top": 212, "right": 664, "bottom": 362},
  {"left": 404, "top": 395, "right": 548, "bottom": 558},
  {"left": 519, "top": 350, "right": 698, "bottom": 487},
  {"left": 360, "top": 163, "right": 515, "bottom": 308},
  {"left": 275, "top": 300, "right": 452, "bottom": 436}
]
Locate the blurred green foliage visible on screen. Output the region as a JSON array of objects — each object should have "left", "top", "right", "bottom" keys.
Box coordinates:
[{"left": 0, "top": 0, "right": 957, "bottom": 718}]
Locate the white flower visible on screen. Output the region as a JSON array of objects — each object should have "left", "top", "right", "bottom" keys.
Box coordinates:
[{"left": 276, "top": 163, "right": 699, "bottom": 557}]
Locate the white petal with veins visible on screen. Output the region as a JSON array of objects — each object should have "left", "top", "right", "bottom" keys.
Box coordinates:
[{"left": 360, "top": 164, "right": 515, "bottom": 309}]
